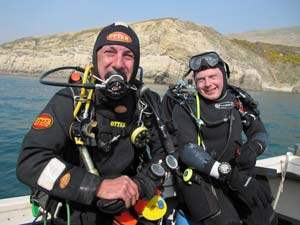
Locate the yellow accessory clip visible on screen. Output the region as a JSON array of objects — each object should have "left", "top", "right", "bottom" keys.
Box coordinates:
[
  {"left": 183, "top": 168, "right": 193, "bottom": 183},
  {"left": 130, "top": 126, "right": 149, "bottom": 148},
  {"left": 142, "top": 195, "right": 167, "bottom": 221}
]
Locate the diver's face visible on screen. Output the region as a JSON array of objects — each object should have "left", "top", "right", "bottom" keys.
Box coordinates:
[
  {"left": 97, "top": 45, "right": 135, "bottom": 81},
  {"left": 194, "top": 67, "right": 224, "bottom": 101}
]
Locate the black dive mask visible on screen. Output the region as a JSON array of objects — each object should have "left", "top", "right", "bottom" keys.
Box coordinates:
[
  {"left": 103, "top": 69, "right": 129, "bottom": 99},
  {"left": 189, "top": 52, "right": 223, "bottom": 70},
  {"left": 189, "top": 51, "right": 230, "bottom": 78}
]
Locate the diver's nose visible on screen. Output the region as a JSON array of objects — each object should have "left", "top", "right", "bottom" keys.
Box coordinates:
[{"left": 113, "top": 54, "right": 126, "bottom": 71}]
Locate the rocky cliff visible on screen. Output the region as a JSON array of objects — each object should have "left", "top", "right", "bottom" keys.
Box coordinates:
[{"left": 0, "top": 18, "right": 298, "bottom": 91}]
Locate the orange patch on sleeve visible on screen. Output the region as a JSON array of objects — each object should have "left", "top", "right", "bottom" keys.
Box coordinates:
[
  {"left": 59, "top": 172, "right": 71, "bottom": 189},
  {"left": 32, "top": 113, "right": 53, "bottom": 129}
]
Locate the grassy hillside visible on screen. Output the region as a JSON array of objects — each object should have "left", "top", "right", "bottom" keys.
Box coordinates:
[
  {"left": 227, "top": 26, "right": 300, "bottom": 47},
  {"left": 231, "top": 39, "right": 300, "bottom": 85}
]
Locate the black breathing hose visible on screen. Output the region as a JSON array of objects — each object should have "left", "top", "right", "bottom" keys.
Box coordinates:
[
  {"left": 141, "top": 88, "right": 176, "bottom": 155},
  {"left": 39, "top": 66, "right": 96, "bottom": 88}
]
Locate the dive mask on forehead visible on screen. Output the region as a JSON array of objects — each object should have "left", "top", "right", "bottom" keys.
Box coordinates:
[
  {"left": 188, "top": 51, "right": 230, "bottom": 78},
  {"left": 189, "top": 52, "right": 223, "bottom": 71}
]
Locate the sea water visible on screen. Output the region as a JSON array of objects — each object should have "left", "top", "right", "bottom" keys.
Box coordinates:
[{"left": 0, "top": 74, "right": 299, "bottom": 198}]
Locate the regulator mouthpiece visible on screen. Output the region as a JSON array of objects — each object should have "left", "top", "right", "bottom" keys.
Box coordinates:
[{"left": 103, "top": 69, "right": 129, "bottom": 99}]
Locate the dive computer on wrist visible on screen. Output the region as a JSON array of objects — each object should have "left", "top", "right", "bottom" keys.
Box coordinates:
[{"left": 218, "top": 162, "right": 232, "bottom": 178}]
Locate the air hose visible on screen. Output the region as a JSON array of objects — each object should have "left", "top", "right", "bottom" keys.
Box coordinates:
[{"left": 38, "top": 65, "right": 98, "bottom": 225}]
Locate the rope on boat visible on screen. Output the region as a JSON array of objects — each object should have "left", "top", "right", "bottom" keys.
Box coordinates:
[{"left": 272, "top": 152, "right": 293, "bottom": 209}]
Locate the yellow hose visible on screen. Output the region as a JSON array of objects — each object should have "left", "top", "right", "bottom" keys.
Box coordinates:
[
  {"left": 85, "top": 76, "right": 96, "bottom": 114},
  {"left": 195, "top": 92, "right": 201, "bottom": 146},
  {"left": 73, "top": 65, "right": 93, "bottom": 118}
]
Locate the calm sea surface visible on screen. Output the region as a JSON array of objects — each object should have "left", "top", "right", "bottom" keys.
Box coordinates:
[{"left": 0, "top": 74, "right": 299, "bottom": 199}]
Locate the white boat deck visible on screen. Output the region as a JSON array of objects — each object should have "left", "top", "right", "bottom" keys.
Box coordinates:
[
  {"left": 0, "top": 196, "right": 33, "bottom": 225},
  {"left": 0, "top": 153, "right": 299, "bottom": 225},
  {"left": 256, "top": 153, "right": 300, "bottom": 176}
]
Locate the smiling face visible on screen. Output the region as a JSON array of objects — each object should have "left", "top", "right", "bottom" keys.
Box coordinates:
[
  {"left": 194, "top": 67, "right": 224, "bottom": 101},
  {"left": 96, "top": 45, "right": 135, "bottom": 81}
]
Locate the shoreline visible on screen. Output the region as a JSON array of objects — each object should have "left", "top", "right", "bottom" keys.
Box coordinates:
[{"left": 0, "top": 72, "right": 296, "bottom": 94}]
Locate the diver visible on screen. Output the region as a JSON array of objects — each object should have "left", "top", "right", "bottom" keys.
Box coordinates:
[
  {"left": 162, "top": 51, "right": 277, "bottom": 225},
  {"left": 16, "top": 22, "right": 166, "bottom": 225}
]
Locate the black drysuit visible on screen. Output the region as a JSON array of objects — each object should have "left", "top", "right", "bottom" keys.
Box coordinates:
[
  {"left": 17, "top": 87, "right": 165, "bottom": 225},
  {"left": 162, "top": 87, "right": 276, "bottom": 225}
]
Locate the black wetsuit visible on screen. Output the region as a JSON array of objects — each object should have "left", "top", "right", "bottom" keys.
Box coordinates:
[
  {"left": 16, "top": 87, "right": 164, "bottom": 225},
  {"left": 162, "top": 86, "right": 276, "bottom": 225}
]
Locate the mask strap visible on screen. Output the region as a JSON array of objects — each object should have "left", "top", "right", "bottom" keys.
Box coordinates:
[
  {"left": 181, "top": 69, "right": 192, "bottom": 79},
  {"left": 224, "top": 62, "right": 230, "bottom": 78}
]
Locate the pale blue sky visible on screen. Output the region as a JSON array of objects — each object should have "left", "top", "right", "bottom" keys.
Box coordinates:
[{"left": 0, "top": 0, "right": 299, "bottom": 44}]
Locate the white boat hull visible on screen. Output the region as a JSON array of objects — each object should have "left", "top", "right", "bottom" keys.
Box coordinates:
[{"left": 0, "top": 153, "right": 299, "bottom": 225}]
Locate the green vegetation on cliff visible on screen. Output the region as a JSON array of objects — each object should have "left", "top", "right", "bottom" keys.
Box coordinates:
[{"left": 231, "top": 39, "right": 300, "bottom": 85}]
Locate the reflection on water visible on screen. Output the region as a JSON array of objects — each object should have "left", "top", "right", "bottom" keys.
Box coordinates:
[{"left": 0, "top": 75, "right": 299, "bottom": 198}]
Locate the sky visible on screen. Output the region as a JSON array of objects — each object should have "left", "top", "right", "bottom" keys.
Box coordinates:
[{"left": 0, "top": 0, "right": 299, "bottom": 44}]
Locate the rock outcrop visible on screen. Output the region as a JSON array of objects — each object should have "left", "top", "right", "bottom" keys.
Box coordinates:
[{"left": 292, "top": 85, "right": 300, "bottom": 93}]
